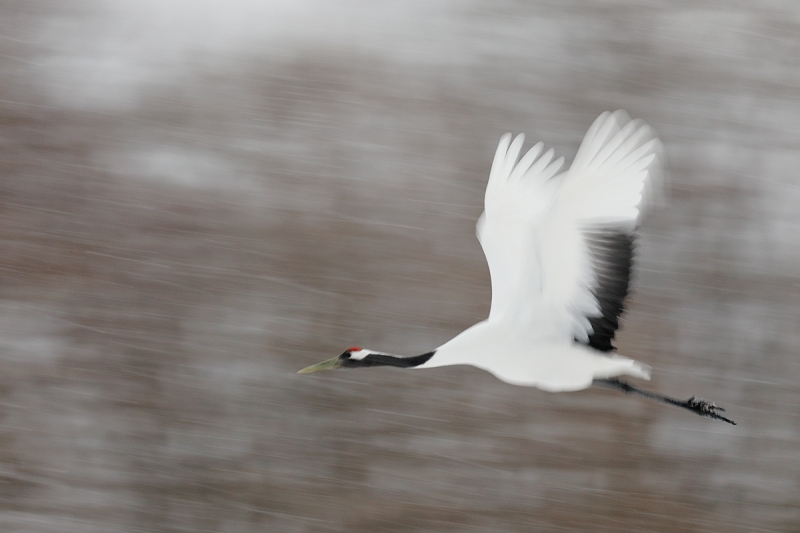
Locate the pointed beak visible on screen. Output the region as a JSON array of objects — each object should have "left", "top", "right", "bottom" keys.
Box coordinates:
[{"left": 298, "top": 356, "right": 342, "bottom": 374}]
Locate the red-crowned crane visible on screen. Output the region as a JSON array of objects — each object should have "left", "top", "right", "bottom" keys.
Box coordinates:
[{"left": 299, "top": 110, "right": 735, "bottom": 425}]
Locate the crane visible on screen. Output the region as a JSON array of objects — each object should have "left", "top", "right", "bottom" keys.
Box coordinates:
[{"left": 299, "top": 110, "right": 735, "bottom": 425}]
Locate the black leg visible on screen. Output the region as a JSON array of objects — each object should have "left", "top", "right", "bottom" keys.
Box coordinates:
[{"left": 593, "top": 378, "right": 736, "bottom": 425}]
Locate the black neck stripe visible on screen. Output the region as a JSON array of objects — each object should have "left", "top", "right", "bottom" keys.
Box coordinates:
[{"left": 342, "top": 351, "right": 435, "bottom": 369}]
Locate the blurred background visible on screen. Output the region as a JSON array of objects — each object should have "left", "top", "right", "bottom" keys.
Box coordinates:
[{"left": 1, "top": 1, "right": 799, "bottom": 531}]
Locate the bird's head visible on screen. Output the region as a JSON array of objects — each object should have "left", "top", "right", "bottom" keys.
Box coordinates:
[{"left": 297, "top": 346, "right": 366, "bottom": 374}]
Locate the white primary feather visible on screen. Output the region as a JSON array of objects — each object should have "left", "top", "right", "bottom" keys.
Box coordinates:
[{"left": 424, "top": 111, "right": 663, "bottom": 391}]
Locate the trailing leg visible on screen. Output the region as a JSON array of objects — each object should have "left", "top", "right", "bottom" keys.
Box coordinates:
[{"left": 593, "top": 378, "right": 736, "bottom": 425}]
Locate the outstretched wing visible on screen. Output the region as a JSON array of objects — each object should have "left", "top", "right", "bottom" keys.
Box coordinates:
[{"left": 477, "top": 110, "right": 663, "bottom": 350}]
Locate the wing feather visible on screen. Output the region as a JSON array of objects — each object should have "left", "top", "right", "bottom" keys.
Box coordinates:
[
  {"left": 509, "top": 142, "right": 543, "bottom": 182},
  {"left": 477, "top": 111, "right": 663, "bottom": 350}
]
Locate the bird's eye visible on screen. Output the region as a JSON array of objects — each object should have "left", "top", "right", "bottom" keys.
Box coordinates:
[{"left": 340, "top": 351, "right": 352, "bottom": 359}]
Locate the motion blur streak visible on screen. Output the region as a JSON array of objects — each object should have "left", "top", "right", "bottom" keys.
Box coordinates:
[{"left": 0, "top": 1, "right": 799, "bottom": 532}]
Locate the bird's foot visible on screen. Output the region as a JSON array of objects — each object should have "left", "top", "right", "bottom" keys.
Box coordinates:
[{"left": 681, "top": 397, "right": 736, "bottom": 425}]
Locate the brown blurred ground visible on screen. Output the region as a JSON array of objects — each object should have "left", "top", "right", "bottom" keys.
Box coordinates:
[{"left": 0, "top": 1, "right": 799, "bottom": 532}]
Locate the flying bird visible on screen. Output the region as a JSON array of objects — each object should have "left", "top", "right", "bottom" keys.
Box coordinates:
[{"left": 299, "top": 110, "right": 735, "bottom": 425}]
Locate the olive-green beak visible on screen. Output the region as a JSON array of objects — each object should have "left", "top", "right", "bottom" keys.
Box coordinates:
[{"left": 298, "top": 356, "right": 341, "bottom": 374}]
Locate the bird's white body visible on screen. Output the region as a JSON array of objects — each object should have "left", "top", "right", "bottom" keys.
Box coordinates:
[
  {"left": 423, "top": 320, "right": 649, "bottom": 391},
  {"left": 417, "top": 110, "right": 662, "bottom": 391}
]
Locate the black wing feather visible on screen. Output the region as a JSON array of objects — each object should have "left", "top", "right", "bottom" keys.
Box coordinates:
[{"left": 579, "top": 230, "right": 635, "bottom": 352}]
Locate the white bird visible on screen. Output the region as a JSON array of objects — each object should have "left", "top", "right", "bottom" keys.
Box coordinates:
[{"left": 300, "top": 110, "right": 735, "bottom": 425}]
